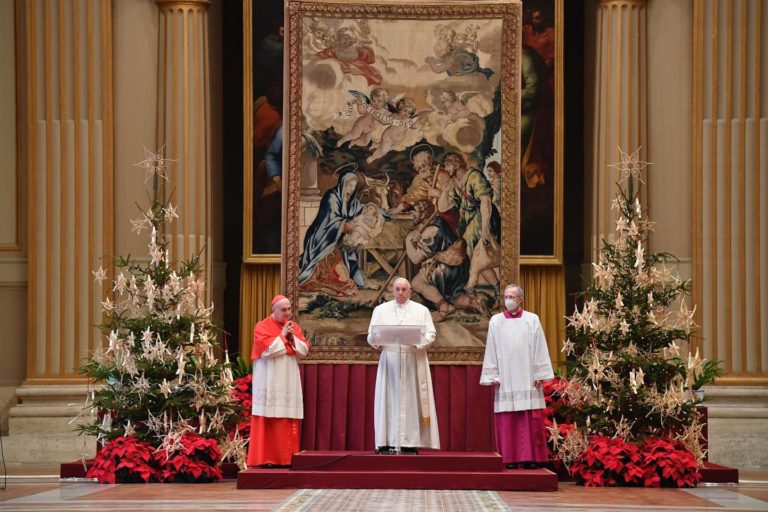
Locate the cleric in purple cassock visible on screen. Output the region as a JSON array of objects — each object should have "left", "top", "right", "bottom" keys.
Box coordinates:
[
  {"left": 480, "top": 284, "right": 554, "bottom": 469},
  {"left": 298, "top": 171, "right": 365, "bottom": 287}
]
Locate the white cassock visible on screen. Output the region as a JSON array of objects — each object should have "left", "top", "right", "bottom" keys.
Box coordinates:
[
  {"left": 252, "top": 335, "right": 310, "bottom": 419},
  {"left": 367, "top": 299, "right": 440, "bottom": 449},
  {"left": 480, "top": 310, "right": 554, "bottom": 412}
]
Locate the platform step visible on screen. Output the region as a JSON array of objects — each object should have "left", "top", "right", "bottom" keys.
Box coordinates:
[
  {"left": 291, "top": 450, "right": 505, "bottom": 472},
  {"left": 236, "top": 467, "right": 558, "bottom": 491}
]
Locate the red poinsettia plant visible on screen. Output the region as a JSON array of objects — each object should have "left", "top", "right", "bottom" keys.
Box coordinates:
[
  {"left": 542, "top": 376, "right": 577, "bottom": 460},
  {"left": 570, "top": 436, "right": 701, "bottom": 488},
  {"left": 154, "top": 433, "right": 223, "bottom": 483},
  {"left": 231, "top": 374, "right": 252, "bottom": 441},
  {"left": 640, "top": 437, "right": 702, "bottom": 488},
  {"left": 87, "top": 436, "right": 159, "bottom": 484},
  {"left": 570, "top": 436, "right": 644, "bottom": 487}
]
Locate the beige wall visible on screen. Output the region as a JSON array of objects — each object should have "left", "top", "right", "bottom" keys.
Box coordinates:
[
  {"left": 647, "top": 0, "right": 693, "bottom": 266},
  {"left": 113, "top": 0, "right": 158, "bottom": 259}
]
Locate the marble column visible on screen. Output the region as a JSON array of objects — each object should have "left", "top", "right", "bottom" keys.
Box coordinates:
[
  {"left": 6, "top": 0, "right": 115, "bottom": 462},
  {"left": 155, "top": 0, "right": 213, "bottom": 285},
  {"left": 588, "top": 0, "right": 648, "bottom": 262}
]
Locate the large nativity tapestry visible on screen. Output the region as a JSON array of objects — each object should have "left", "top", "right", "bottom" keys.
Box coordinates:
[{"left": 282, "top": 0, "right": 521, "bottom": 363}]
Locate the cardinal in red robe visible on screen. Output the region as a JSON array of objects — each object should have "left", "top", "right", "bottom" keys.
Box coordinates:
[{"left": 246, "top": 295, "right": 310, "bottom": 467}]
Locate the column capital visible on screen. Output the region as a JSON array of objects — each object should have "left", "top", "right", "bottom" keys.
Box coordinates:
[
  {"left": 156, "top": 0, "right": 210, "bottom": 9},
  {"left": 595, "top": 0, "right": 648, "bottom": 6}
]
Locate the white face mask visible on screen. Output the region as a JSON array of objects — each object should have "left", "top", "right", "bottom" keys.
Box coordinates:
[{"left": 504, "top": 298, "right": 519, "bottom": 311}]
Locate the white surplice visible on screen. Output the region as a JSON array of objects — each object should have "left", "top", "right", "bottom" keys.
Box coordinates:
[
  {"left": 367, "top": 299, "right": 440, "bottom": 449},
  {"left": 251, "top": 336, "right": 309, "bottom": 419},
  {"left": 480, "top": 310, "right": 554, "bottom": 412}
]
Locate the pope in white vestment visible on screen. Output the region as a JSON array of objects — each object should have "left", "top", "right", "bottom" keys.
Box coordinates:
[
  {"left": 367, "top": 278, "right": 440, "bottom": 452},
  {"left": 480, "top": 284, "right": 553, "bottom": 468}
]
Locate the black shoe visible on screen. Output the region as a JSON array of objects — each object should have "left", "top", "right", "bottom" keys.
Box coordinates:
[
  {"left": 376, "top": 446, "right": 394, "bottom": 454},
  {"left": 400, "top": 447, "right": 419, "bottom": 454},
  {"left": 505, "top": 463, "right": 520, "bottom": 470},
  {"left": 523, "top": 462, "right": 540, "bottom": 469}
]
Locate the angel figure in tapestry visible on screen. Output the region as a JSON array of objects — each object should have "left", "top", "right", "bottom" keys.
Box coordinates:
[
  {"left": 336, "top": 87, "right": 391, "bottom": 148},
  {"left": 314, "top": 26, "right": 383, "bottom": 86}
]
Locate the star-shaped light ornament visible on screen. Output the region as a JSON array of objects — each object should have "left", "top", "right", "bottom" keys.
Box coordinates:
[
  {"left": 547, "top": 418, "right": 563, "bottom": 446},
  {"left": 627, "top": 221, "right": 639, "bottom": 238},
  {"left": 619, "top": 319, "right": 630, "bottom": 335},
  {"left": 92, "top": 266, "right": 108, "bottom": 285},
  {"left": 608, "top": 147, "right": 652, "bottom": 185},
  {"left": 134, "top": 372, "right": 152, "bottom": 398},
  {"left": 615, "top": 216, "right": 628, "bottom": 234},
  {"left": 124, "top": 419, "right": 136, "bottom": 437},
  {"left": 159, "top": 378, "right": 173, "bottom": 398},
  {"left": 130, "top": 216, "right": 150, "bottom": 234},
  {"left": 101, "top": 297, "right": 115, "bottom": 312},
  {"left": 613, "top": 416, "right": 635, "bottom": 441},
  {"left": 134, "top": 145, "right": 175, "bottom": 184},
  {"left": 676, "top": 300, "right": 698, "bottom": 335},
  {"left": 164, "top": 203, "right": 179, "bottom": 222},
  {"left": 113, "top": 272, "right": 128, "bottom": 295},
  {"left": 149, "top": 245, "right": 164, "bottom": 267},
  {"left": 219, "top": 430, "right": 249, "bottom": 470},
  {"left": 561, "top": 337, "right": 575, "bottom": 356}
]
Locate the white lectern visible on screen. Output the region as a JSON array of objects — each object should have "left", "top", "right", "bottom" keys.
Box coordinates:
[
  {"left": 370, "top": 324, "right": 423, "bottom": 348},
  {"left": 370, "top": 324, "right": 424, "bottom": 454}
]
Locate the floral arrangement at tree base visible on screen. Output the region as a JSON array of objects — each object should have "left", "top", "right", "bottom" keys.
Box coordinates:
[
  {"left": 87, "top": 436, "right": 159, "bottom": 484},
  {"left": 569, "top": 436, "right": 700, "bottom": 488},
  {"left": 155, "top": 433, "right": 223, "bottom": 483}
]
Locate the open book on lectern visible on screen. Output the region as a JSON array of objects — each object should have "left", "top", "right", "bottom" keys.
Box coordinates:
[{"left": 370, "top": 324, "right": 423, "bottom": 347}]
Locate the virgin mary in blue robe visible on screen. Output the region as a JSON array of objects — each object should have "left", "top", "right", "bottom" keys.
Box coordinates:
[{"left": 299, "top": 172, "right": 366, "bottom": 288}]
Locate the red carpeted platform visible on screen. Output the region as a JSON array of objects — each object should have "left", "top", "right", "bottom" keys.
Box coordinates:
[
  {"left": 236, "top": 450, "right": 558, "bottom": 491},
  {"left": 699, "top": 461, "right": 739, "bottom": 483}
]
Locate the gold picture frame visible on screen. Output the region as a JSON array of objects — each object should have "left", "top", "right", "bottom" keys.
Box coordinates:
[
  {"left": 243, "top": 0, "right": 284, "bottom": 263},
  {"left": 518, "top": 0, "right": 562, "bottom": 264},
  {"left": 282, "top": 0, "right": 522, "bottom": 363}
]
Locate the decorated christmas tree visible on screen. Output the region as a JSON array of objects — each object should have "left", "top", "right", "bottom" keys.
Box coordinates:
[
  {"left": 75, "top": 148, "right": 247, "bottom": 483},
  {"left": 548, "top": 149, "right": 713, "bottom": 487}
]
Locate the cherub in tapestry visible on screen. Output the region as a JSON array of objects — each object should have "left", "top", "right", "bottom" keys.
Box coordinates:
[{"left": 293, "top": 15, "right": 509, "bottom": 354}]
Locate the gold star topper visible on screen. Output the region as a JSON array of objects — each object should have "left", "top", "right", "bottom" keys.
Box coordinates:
[{"left": 608, "top": 147, "right": 651, "bottom": 185}]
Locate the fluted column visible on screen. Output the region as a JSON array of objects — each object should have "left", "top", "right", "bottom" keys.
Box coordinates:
[
  {"left": 7, "top": 0, "right": 114, "bottom": 463},
  {"left": 25, "top": 0, "right": 114, "bottom": 383},
  {"left": 588, "top": 0, "right": 648, "bottom": 261},
  {"left": 692, "top": 0, "right": 767, "bottom": 384},
  {"left": 155, "top": 0, "right": 212, "bottom": 282}
]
